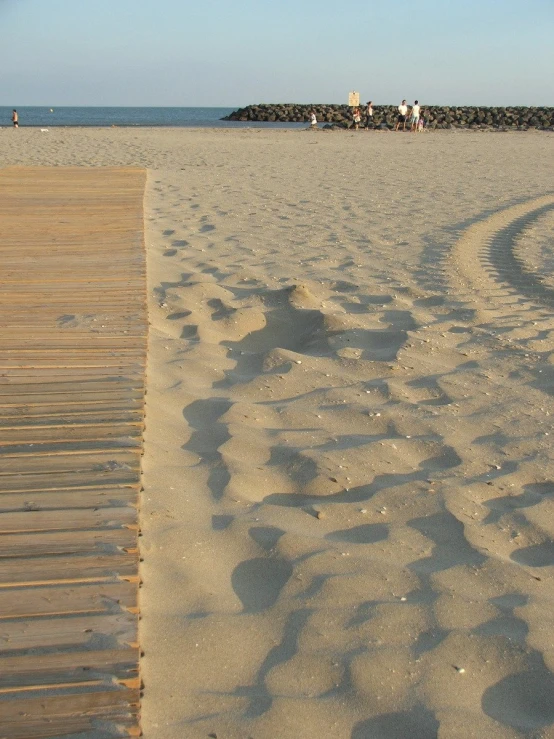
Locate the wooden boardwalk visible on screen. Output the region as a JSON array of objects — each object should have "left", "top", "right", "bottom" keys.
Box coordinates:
[{"left": 0, "top": 167, "right": 147, "bottom": 738}]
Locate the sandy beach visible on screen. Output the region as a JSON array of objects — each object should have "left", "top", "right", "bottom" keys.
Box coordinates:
[{"left": 2, "top": 127, "right": 553, "bottom": 738}]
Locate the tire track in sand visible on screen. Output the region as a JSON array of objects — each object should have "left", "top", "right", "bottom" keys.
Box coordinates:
[
  {"left": 438, "top": 194, "right": 554, "bottom": 735},
  {"left": 451, "top": 194, "right": 554, "bottom": 310}
]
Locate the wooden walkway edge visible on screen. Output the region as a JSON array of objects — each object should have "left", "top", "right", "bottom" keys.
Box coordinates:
[{"left": 0, "top": 167, "right": 147, "bottom": 738}]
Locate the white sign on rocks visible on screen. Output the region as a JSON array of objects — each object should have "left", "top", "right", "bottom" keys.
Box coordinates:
[{"left": 348, "top": 91, "right": 360, "bottom": 107}]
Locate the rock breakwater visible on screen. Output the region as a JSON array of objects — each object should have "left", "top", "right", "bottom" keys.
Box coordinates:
[{"left": 223, "top": 104, "right": 554, "bottom": 130}]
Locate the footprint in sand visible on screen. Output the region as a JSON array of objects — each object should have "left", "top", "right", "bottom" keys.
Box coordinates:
[
  {"left": 510, "top": 541, "right": 554, "bottom": 567},
  {"left": 326, "top": 524, "right": 388, "bottom": 545},
  {"left": 231, "top": 557, "right": 292, "bottom": 613},
  {"left": 249, "top": 526, "right": 286, "bottom": 551},
  {"left": 482, "top": 668, "right": 554, "bottom": 731},
  {"left": 351, "top": 707, "right": 439, "bottom": 739},
  {"left": 211, "top": 514, "right": 234, "bottom": 531}
]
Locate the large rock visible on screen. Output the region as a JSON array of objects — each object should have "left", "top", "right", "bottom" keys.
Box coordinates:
[{"left": 222, "top": 104, "right": 554, "bottom": 130}]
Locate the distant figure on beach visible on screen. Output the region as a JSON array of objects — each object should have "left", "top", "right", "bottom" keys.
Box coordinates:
[
  {"left": 410, "top": 100, "right": 421, "bottom": 132},
  {"left": 417, "top": 112, "right": 425, "bottom": 132},
  {"left": 395, "top": 100, "right": 408, "bottom": 131},
  {"left": 352, "top": 106, "right": 362, "bottom": 130},
  {"left": 365, "top": 101, "right": 373, "bottom": 129},
  {"left": 12, "top": 109, "right": 18, "bottom": 128},
  {"left": 309, "top": 111, "right": 317, "bottom": 128}
]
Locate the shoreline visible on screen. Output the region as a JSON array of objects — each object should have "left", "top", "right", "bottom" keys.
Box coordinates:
[{"left": 2, "top": 124, "right": 553, "bottom": 133}]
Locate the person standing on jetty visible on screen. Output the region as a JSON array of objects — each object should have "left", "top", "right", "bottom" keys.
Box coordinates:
[
  {"left": 395, "top": 100, "right": 408, "bottom": 131},
  {"left": 410, "top": 100, "right": 421, "bottom": 131},
  {"left": 365, "top": 101, "right": 373, "bottom": 129},
  {"left": 12, "top": 109, "right": 18, "bottom": 128}
]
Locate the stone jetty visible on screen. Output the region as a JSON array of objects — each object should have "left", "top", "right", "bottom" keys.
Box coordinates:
[{"left": 222, "top": 104, "right": 554, "bottom": 130}]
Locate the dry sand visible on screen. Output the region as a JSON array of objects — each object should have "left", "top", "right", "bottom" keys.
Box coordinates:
[{"left": 2, "top": 127, "right": 554, "bottom": 738}]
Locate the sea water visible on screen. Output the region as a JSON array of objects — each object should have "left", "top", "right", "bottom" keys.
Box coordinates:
[{"left": 0, "top": 107, "right": 300, "bottom": 129}]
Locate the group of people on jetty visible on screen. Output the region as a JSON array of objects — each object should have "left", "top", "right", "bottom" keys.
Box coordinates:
[{"left": 310, "top": 99, "right": 425, "bottom": 131}]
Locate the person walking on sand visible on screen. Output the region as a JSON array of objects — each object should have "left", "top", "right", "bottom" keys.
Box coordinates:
[
  {"left": 365, "top": 101, "right": 374, "bottom": 129},
  {"left": 309, "top": 110, "right": 317, "bottom": 129},
  {"left": 395, "top": 100, "right": 408, "bottom": 131},
  {"left": 12, "top": 109, "right": 18, "bottom": 128},
  {"left": 417, "top": 111, "right": 425, "bottom": 133},
  {"left": 410, "top": 100, "right": 421, "bottom": 132},
  {"left": 352, "top": 106, "right": 362, "bottom": 130}
]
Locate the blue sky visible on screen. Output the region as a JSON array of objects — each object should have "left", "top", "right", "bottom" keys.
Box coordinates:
[{"left": 0, "top": 0, "right": 552, "bottom": 106}]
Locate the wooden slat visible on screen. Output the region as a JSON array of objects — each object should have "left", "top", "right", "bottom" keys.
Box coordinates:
[
  {"left": 0, "top": 488, "right": 137, "bottom": 511},
  {"left": 0, "top": 407, "right": 143, "bottom": 422},
  {"left": 0, "top": 526, "right": 136, "bottom": 558},
  {"left": 0, "top": 648, "right": 138, "bottom": 688},
  {"left": 0, "top": 451, "right": 140, "bottom": 475},
  {"left": 0, "top": 507, "right": 136, "bottom": 534},
  {"left": 0, "top": 167, "right": 145, "bottom": 737},
  {"left": 0, "top": 378, "right": 141, "bottom": 391},
  {"left": 0, "top": 612, "right": 136, "bottom": 653},
  {"left": 0, "top": 470, "right": 139, "bottom": 492},
  {"left": 0, "top": 553, "right": 138, "bottom": 584},
  {"left": 0, "top": 443, "right": 141, "bottom": 459},
  {"left": 0, "top": 392, "right": 142, "bottom": 407},
  {"left": 0, "top": 581, "right": 137, "bottom": 619},
  {"left": 0, "top": 424, "right": 142, "bottom": 444}
]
